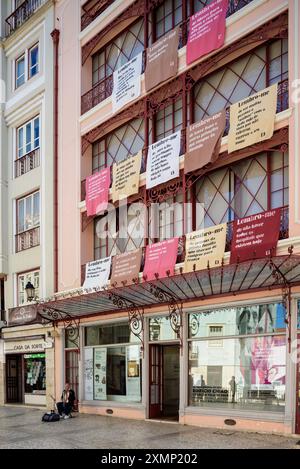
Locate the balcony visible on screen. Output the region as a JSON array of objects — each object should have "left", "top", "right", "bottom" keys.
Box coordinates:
[
  {"left": 81, "top": 0, "right": 115, "bottom": 31},
  {"left": 81, "top": 206, "right": 289, "bottom": 283},
  {"left": 15, "top": 148, "right": 40, "bottom": 178},
  {"left": 16, "top": 227, "right": 40, "bottom": 253},
  {"left": 5, "top": 0, "right": 48, "bottom": 36},
  {"left": 81, "top": 0, "right": 255, "bottom": 114}
]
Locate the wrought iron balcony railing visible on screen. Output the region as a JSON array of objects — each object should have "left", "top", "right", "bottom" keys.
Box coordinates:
[
  {"left": 6, "top": 0, "right": 48, "bottom": 36},
  {"left": 16, "top": 227, "right": 40, "bottom": 253},
  {"left": 15, "top": 148, "right": 40, "bottom": 178},
  {"left": 81, "top": 205, "right": 289, "bottom": 284},
  {"left": 81, "top": 0, "right": 255, "bottom": 113}
]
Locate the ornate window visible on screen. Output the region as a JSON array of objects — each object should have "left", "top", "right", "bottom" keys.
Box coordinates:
[
  {"left": 194, "top": 39, "right": 288, "bottom": 123},
  {"left": 92, "top": 118, "right": 145, "bottom": 172},
  {"left": 154, "top": 0, "right": 183, "bottom": 42},
  {"left": 195, "top": 151, "right": 288, "bottom": 230},
  {"left": 154, "top": 97, "right": 184, "bottom": 142},
  {"left": 92, "top": 19, "right": 144, "bottom": 87}
]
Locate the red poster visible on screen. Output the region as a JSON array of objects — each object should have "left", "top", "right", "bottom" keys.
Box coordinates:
[
  {"left": 143, "top": 238, "right": 179, "bottom": 281},
  {"left": 186, "top": 0, "right": 228, "bottom": 65},
  {"left": 230, "top": 209, "right": 281, "bottom": 264},
  {"left": 85, "top": 168, "right": 110, "bottom": 217}
]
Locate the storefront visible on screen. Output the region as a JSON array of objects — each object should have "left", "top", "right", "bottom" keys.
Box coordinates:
[
  {"left": 0, "top": 306, "right": 55, "bottom": 408},
  {"left": 39, "top": 252, "right": 300, "bottom": 434}
]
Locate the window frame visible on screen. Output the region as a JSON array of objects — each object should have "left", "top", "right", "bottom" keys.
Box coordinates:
[
  {"left": 15, "top": 53, "right": 25, "bottom": 89},
  {"left": 17, "top": 268, "right": 40, "bottom": 307},
  {"left": 28, "top": 43, "right": 39, "bottom": 79},
  {"left": 16, "top": 190, "right": 40, "bottom": 236},
  {"left": 16, "top": 115, "right": 40, "bottom": 161},
  {"left": 14, "top": 42, "right": 40, "bottom": 90}
]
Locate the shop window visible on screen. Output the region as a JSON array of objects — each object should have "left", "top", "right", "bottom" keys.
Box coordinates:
[
  {"left": 24, "top": 353, "right": 46, "bottom": 396},
  {"left": 92, "top": 19, "right": 144, "bottom": 86},
  {"left": 188, "top": 303, "right": 286, "bottom": 412},
  {"left": 17, "top": 270, "right": 40, "bottom": 306},
  {"left": 195, "top": 151, "right": 288, "bottom": 229},
  {"left": 92, "top": 118, "right": 144, "bottom": 172},
  {"left": 149, "top": 316, "right": 179, "bottom": 341},
  {"left": 84, "top": 323, "right": 141, "bottom": 403}
]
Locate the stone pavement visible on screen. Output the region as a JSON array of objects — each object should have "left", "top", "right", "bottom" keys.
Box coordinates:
[{"left": 0, "top": 406, "right": 299, "bottom": 449}]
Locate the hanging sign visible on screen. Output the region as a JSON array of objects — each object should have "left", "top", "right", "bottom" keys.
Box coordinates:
[
  {"left": 145, "top": 28, "right": 179, "bottom": 92},
  {"left": 112, "top": 151, "right": 142, "bottom": 203},
  {"left": 8, "top": 305, "right": 38, "bottom": 326},
  {"left": 94, "top": 348, "right": 107, "bottom": 400},
  {"left": 187, "top": 0, "right": 228, "bottom": 65},
  {"left": 228, "top": 84, "right": 278, "bottom": 153},
  {"left": 143, "top": 238, "right": 179, "bottom": 281},
  {"left": 184, "top": 224, "right": 227, "bottom": 273},
  {"left": 83, "top": 257, "right": 111, "bottom": 289},
  {"left": 85, "top": 168, "right": 110, "bottom": 217},
  {"left": 146, "top": 131, "right": 181, "bottom": 189},
  {"left": 112, "top": 52, "right": 143, "bottom": 113},
  {"left": 111, "top": 248, "right": 143, "bottom": 286},
  {"left": 230, "top": 209, "right": 281, "bottom": 264},
  {"left": 184, "top": 110, "right": 226, "bottom": 174}
]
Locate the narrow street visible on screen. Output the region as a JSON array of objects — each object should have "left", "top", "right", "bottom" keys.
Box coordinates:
[{"left": 0, "top": 406, "right": 299, "bottom": 449}]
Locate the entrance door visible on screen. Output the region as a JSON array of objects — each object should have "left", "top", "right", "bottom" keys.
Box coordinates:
[
  {"left": 149, "top": 344, "right": 180, "bottom": 420},
  {"left": 296, "top": 334, "right": 300, "bottom": 434},
  {"left": 6, "top": 355, "right": 23, "bottom": 403}
]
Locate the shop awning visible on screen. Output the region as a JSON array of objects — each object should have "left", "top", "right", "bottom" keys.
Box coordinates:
[{"left": 38, "top": 253, "right": 300, "bottom": 321}]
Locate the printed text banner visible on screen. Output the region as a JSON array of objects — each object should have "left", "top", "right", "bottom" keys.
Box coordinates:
[
  {"left": 112, "top": 52, "right": 143, "bottom": 113},
  {"left": 146, "top": 131, "right": 181, "bottom": 189},
  {"left": 111, "top": 249, "right": 143, "bottom": 286},
  {"left": 187, "top": 0, "right": 228, "bottom": 65},
  {"left": 144, "top": 238, "right": 179, "bottom": 281},
  {"left": 145, "top": 28, "right": 179, "bottom": 92},
  {"left": 228, "top": 84, "right": 278, "bottom": 153},
  {"left": 85, "top": 168, "right": 111, "bottom": 217},
  {"left": 83, "top": 257, "right": 112, "bottom": 289},
  {"left": 94, "top": 348, "right": 107, "bottom": 400},
  {"left": 184, "top": 224, "right": 227, "bottom": 273},
  {"left": 112, "top": 151, "right": 142, "bottom": 203},
  {"left": 230, "top": 209, "right": 281, "bottom": 264},
  {"left": 184, "top": 110, "right": 226, "bottom": 174}
]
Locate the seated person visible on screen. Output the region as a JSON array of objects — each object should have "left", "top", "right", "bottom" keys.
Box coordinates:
[{"left": 56, "top": 383, "right": 76, "bottom": 420}]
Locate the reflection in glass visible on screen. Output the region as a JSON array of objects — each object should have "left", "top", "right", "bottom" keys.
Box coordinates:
[
  {"left": 188, "top": 336, "right": 286, "bottom": 412},
  {"left": 149, "top": 316, "right": 178, "bottom": 341}
]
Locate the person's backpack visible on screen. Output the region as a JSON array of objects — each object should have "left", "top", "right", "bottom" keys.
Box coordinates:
[{"left": 42, "top": 411, "right": 60, "bottom": 422}]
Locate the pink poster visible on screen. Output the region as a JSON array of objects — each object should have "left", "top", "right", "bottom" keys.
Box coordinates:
[
  {"left": 143, "top": 238, "right": 179, "bottom": 281},
  {"left": 186, "top": 0, "right": 228, "bottom": 65},
  {"left": 85, "top": 168, "right": 110, "bottom": 217}
]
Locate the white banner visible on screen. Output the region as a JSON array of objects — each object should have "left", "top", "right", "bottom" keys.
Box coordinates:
[
  {"left": 83, "top": 257, "right": 111, "bottom": 289},
  {"left": 94, "top": 348, "right": 107, "bottom": 400},
  {"left": 146, "top": 131, "right": 181, "bottom": 189},
  {"left": 112, "top": 53, "right": 143, "bottom": 113},
  {"left": 84, "top": 348, "right": 93, "bottom": 401}
]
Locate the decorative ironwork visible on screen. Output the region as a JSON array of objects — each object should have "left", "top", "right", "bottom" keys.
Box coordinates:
[
  {"left": 38, "top": 306, "right": 80, "bottom": 350},
  {"left": 5, "top": 0, "right": 47, "bottom": 36},
  {"left": 16, "top": 227, "right": 40, "bottom": 253},
  {"left": 108, "top": 291, "right": 145, "bottom": 353},
  {"left": 81, "top": 0, "right": 115, "bottom": 30},
  {"left": 147, "top": 179, "right": 182, "bottom": 204},
  {"left": 148, "top": 283, "right": 183, "bottom": 349},
  {"left": 189, "top": 313, "right": 200, "bottom": 337}
]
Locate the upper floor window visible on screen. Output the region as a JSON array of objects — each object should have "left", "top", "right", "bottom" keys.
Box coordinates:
[
  {"left": 92, "top": 117, "right": 145, "bottom": 172},
  {"left": 17, "top": 269, "right": 40, "bottom": 306},
  {"left": 15, "top": 43, "right": 39, "bottom": 89},
  {"left": 92, "top": 19, "right": 144, "bottom": 87},
  {"left": 16, "top": 191, "right": 40, "bottom": 252},
  {"left": 15, "top": 116, "right": 40, "bottom": 177}
]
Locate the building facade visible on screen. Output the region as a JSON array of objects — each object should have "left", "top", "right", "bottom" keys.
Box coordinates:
[
  {"left": 44, "top": 0, "right": 300, "bottom": 435},
  {"left": 0, "top": 0, "right": 56, "bottom": 409}
]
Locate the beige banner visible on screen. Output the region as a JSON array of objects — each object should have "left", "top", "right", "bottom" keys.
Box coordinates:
[
  {"left": 184, "top": 110, "right": 226, "bottom": 174},
  {"left": 111, "top": 249, "right": 143, "bottom": 287},
  {"left": 184, "top": 223, "right": 227, "bottom": 273},
  {"left": 112, "top": 151, "right": 142, "bottom": 203},
  {"left": 145, "top": 28, "right": 179, "bottom": 92},
  {"left": 228, "top": 84, "right": 278, "bottom": 153}
]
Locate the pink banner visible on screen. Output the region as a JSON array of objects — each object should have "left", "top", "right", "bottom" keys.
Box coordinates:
[
  {"left": 143, "top": 238, "right": 179, "bottom": 281},
  {"left": 186, "top": 0, "right": 228, "bottom": 65},
  {"left": 85, "top": 168, "right": 111, "bottom": 217}
]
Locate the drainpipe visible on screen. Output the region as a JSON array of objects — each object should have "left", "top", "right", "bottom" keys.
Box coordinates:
[{"left": 51, "top": 29, "right": 60, "bottom": 294}]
